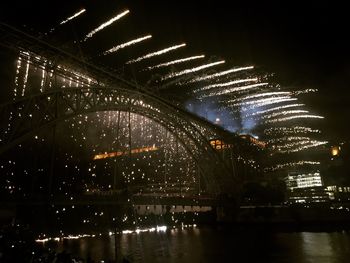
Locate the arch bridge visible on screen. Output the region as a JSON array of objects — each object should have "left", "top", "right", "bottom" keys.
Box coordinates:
[{"left": 0, "top": 23, "right": 262, "bottom": 198}]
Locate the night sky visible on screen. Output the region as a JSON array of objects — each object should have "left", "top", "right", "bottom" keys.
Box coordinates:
[
  {"left": 1, "top": 0, "right": 349, "bottom": 141},
  {"left": 2, "top": 3, "right": 350, "bottom": 259}
]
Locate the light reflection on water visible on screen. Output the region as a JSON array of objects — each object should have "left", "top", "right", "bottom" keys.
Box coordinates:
[
  {"left": 301, "top": 232, "right": 333, "bottom": 262},
  {"left": 45, "top": 228, "right": 350, "bottom": 263},
  {"left": 300, "top": 232, "right": 350, "bottom": 263}
]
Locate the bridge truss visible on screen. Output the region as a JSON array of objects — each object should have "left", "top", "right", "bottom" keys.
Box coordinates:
[{"left": 0, "top": 23, "right": 263, "bottom": 198}]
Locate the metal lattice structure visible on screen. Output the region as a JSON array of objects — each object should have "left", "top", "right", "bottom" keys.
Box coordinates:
[
  {"left": 1, "top": 86, "right": 241, "bottom": 192},
  {"left": 0, "top": 23, "right": 262, "bottom": 196}
]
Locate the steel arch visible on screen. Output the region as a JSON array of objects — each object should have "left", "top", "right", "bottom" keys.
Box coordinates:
[{"left": 0, "top": 86, "right": 242, "bottom": 194}]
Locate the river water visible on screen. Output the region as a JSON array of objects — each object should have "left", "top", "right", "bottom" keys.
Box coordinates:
[{"left": 46, "top": 227, "right": 350, "bottom": 262}]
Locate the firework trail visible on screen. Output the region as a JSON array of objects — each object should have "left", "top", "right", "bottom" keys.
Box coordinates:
[
  {"left": 261, "top": 110, "right": 309, "bottom": 119},
  {"left": 275, "top": 140, "right": 315, "bottom": 150},
  {"left": 199, "top": 82, "right": 268, "bottom": 98},
  {"left": 186, "top": 66, "right": 254, "bottom": 84},
  {"left": 276, "top": 140, "right": 328, "bottom": 153},
  {"left": 290, "top": 141, "right": 328, "bottom": 152},
  {"left": 230, "top": 91, "right": 291, "bottom": 104},
  {"left": 103, "top": 35, "right": 152, "bottom": 55},
  {"left": 14, "top": 56, "right": 22, "bottom": 99},
  {"left": 22, "top": 53, "right": 30, "bottom": 97},
  {"left": 250, "top": 104, "right": 305, "bottom": 116},
  {"left": 266, "top": 161, "right": 321, "bottom": 171},
  {"left": 265, "top": 114, "right": 324, "bottom": 124},
  {"left": 241, "top": 98, "right": 298, "bottom": 111},
  {"left": 40, "top": 61, "right": 47, "bottom": 92},
  {"left": 84, "top": 10, "right": 130, "bottom": 41},
  {"left": 231, "top": 95, "right": 293, "bottom": 107},
  {"left": 264, "top": 126, "right": 321, "bottom": 135},
  {"left": 60, "top": 8, "right": 86, "bottom": 25},
  {"left": 161, "top": 60, "right": 225, "bottom": 81},
  {"left": 292, "top": 89, "right": 318, "bottom": 95},
  {"left": 268, "top": 136, "right": 311, "bottom": 143},
  {"left": 126, "top": 43, "right": 186, "bottom": 64},
  {"left": 146, "top": 55, "right": 205, "bottom": 70},
  {"left": 195, "top": 78, "right": 259, "bottom": 92}
]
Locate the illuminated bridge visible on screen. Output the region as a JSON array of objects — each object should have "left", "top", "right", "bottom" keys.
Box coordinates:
[
  {"left": 0, "top": 22, "right": 265, "bottom": 213},
  {"left": 0, "top": 2, "right": 327, "bottom": 231}
]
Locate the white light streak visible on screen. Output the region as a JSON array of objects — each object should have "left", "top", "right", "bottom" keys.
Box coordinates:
[
  {"left": 14, "top": 56, "right": 22, "bottom": 99},
  {"left": 36, "top": 234, "right": 95, "bottom": 243},
  {"left": 230, "top": 91, "right": 291, "bottom": 104},
  {"left": 126, "top": 43, "right": 186, "bottom": 64},
  {"left": 103, "top": 35, "right": 152, "bottom": 55},
  {"left": 275, "top": 140, "right": 313, "bottom": 150},
  {"left": 22, "top": 53, "right": 30, "bottom": 96},
  {"left": 288, "top": 141, "right": 327, "bottom": 152},
  {"left": 264, "top": 126, "right": 321, "bottom": 135},
  {"left": 199, "top": 82, "right": 268, "bottom": 98},
  {"left": 268, "top": 136, "right": 311, "bottom": 143},
  {"left": 84, "top": 10, "right": 130, "bottom": 41},
  {"left": 60, "top": 9, "right": 86, "bottom": 25},
  {"left": 40, "top": 61, "right": 47, "bottom": 92},
  {"left": 251, "top": 104, "right": 304, "bottom": 116},
  {"left": 187, "top": 66, "right": 254, "bottom": 83},
  {"left": 261, "top": 110, "right": 309, "bottom": 119},
  {"left": 146, "top": 55, "right": 205, "bottom": 70},
  {"left": 197, "top": 78, "right": 259, "bottom": 92},
  {"left": 275, "top": 140, "right": 328, "bottom": 153},
  {"left": 232, "top": 96, "right": 292, "bottom": 107},
  {"left": 241, "top": 98, "right": 298, "bottom": 111},
  {"left": 266, "top": 161, "right": 321, "bottom": 171},
  {"left": 161, "top": 60, "right": 225, "bottom": 81},
  {"left": 265, "top": 114, "right": 324, "bottom": 124},
  {"left": 48, "top": 70, "right": 53, "bottom": 88},
  {"left": 293, "top": 89, "right": 318, "bottom": 96}
]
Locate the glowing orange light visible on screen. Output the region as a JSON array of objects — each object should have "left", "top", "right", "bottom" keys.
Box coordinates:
[
  {"left": 240, "top": 134, "right": 266, "bottom": 149},
  {"left": 330, "top": 146, "right": 340, "bottom": 156},
  {"left": 209, "top": 139, "right": 232, "bottom": 150},
  {"left": 93, "top": 145, "right": 158, "bottom": 160}
]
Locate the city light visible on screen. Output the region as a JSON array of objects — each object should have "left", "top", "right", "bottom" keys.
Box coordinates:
[{"left": 331, "top": 146, "right": 340, "bottom": 156}]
